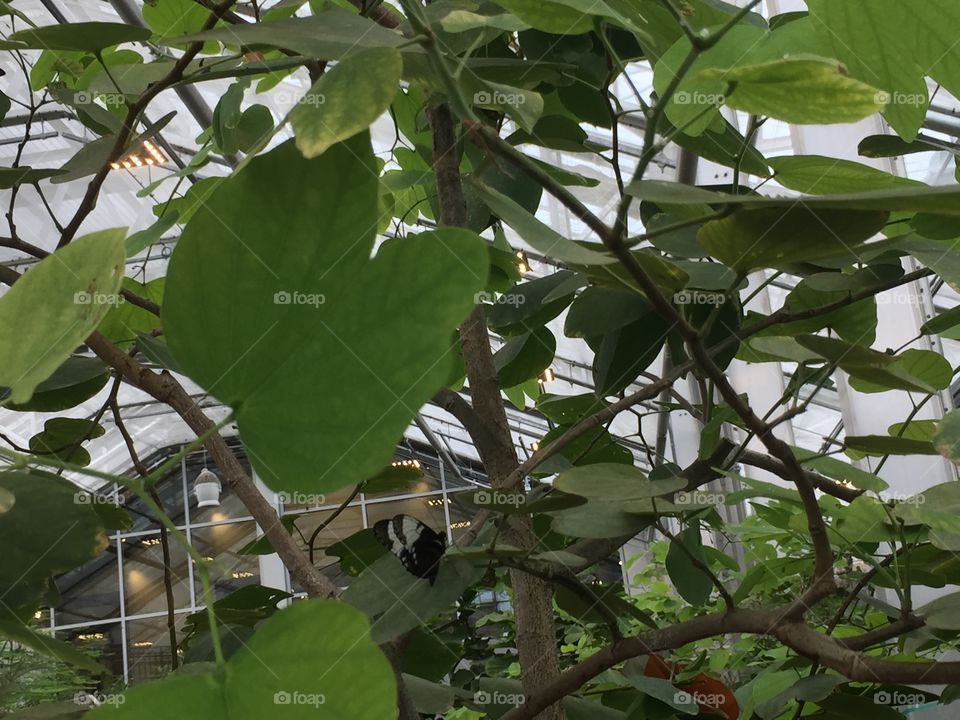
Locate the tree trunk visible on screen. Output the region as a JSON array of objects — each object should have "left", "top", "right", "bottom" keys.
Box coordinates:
[{"left": 428, "top": 103, "right": 564, "bottom": 720}]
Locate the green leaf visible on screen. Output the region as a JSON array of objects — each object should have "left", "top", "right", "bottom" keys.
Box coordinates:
[
  {"left": 792, "top": 447, "right": 888, "bottom": 492},
  {"left": 697, "top": 206, "right": 888, "bottom": 273},
  {"left": 798, "top": 335, "right": 951, "bottom": 394},
  {"left": 135, "top": 333, "right": 182, "bottom": 373},
  {"left": 1, "top": 356, "right": 110, "bottom": 412},
  {"left": 536, "top": 393, "right": 607, "bottom": 424},
  {"left": 0, "top": 166, "right": 66, "bottom": 188},
  {"left": 547, "top": 499, "right": 651, "bottom": 539},
  {"left": 895, "top": 236, "right": 960, "bottom": 292},
  {"left": 0, "top": 229, "right": 125, "bottom": 404},
  {"left": 126, "top": 211, "right": 179, "bottom": 257},
  {"left": 0, "top": 619, "right": 104, "bottom": 674},
  {"left": 9, "top": 22, "right": 151, "bottom": 51},
  {"left": 490, "top": 0, "right": 595, "bottom": 34},
  {"left": 28, "top": 418, "right": 105, "bottom": 466},
  {"left": 807, "top": 0, "right": 928, "bottom": 139},
  {"left": 487, "top": 270, "right": 579, "bottom": 336},
  {"left": 470, "top": 181, "right": 615, "bottom": 265},
  {"left": 163, "top": 137, "right": 487, "bottom": 496},
  {"left": 324, "top": 528, "right": 387, "bottom": 575},
  {"left": 164, "top": 6, "right": 413, "bottom": 57},
  {"left": 843, "top": 435, "right": 938, "bottom": 456},
  {"left": 934, "top": 410, "right": 960, "bottom": 465},
  {"left": 920, "top": 591, "right": 960, "bottom": 630},
  {"left": 88, "top": 600, "right": 396, "bottom": 720},
  {"left": 290, "top": 47, "right": 402, "bottom": 158},
  {"left": 554, "top": 463, "right": 684, "bottom": 501},
  {"left": 665, "top": 524, "right": 713, "bottom": 606},
  {"left": 97, "top": 277, "right": 164, "bottom": 349},
  {"left": 564, "top": 287, "right": 651, "bottom": 338},
  {"left": 699, "top": 57, "right": 884, "bottom": 125},
  {"left": 0, "top": 471, "right": 106, "bottom": 609},
  {"left": 343, "top": 553, "right": 482, "bottom": 643},
  {"left": 142, "top": 0, "right": 214, "bottom": 41},
  {"left": 859, "top": 134, "right": 947, "bottom": 158},
  {"left": 493, "top": 327, "right": 555, "bottom": 387},
  {"left": 768, "top": 155, "right": 920, "bottom": 194}
]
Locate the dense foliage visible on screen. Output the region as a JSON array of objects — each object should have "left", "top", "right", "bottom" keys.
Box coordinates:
[{"left": 3, "top": 0, "right": 960, "bottom": 718}]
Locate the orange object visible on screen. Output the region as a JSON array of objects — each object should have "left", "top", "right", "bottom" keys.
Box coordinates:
[{"left": 643, "top": 656, "right": 739, "bottom": 720}]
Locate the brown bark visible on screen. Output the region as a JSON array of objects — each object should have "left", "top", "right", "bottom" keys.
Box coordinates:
[{"left": 427, "top": 103, "right": 564, "bottom": 720}]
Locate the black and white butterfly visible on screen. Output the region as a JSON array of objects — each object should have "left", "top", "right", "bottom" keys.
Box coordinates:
[{"left": 373, "top": 514, "right": 446, "bottom": 585}]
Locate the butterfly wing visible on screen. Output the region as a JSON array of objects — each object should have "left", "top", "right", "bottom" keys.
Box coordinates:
[{"left": 373, "top": 514, "right": 445, "bottom": 584}]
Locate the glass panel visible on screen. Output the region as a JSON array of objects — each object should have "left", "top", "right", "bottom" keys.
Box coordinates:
[
  {"left": 126, "top": 614, "right": 192, "bottom": 685},
  {"left": 121, "top": 533, "right": 192, "bottom": 617},
  {"left": 56, "top": 621, "right": 123, "bottom": 678},
  {"left": 189, "top": 521, "right": 260, "bottom": 600},
  {"left": 54, "top": 543, "right": 121, "bottom": 626}
]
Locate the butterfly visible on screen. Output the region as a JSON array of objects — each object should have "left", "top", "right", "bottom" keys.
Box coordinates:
[{"left": 373, "top": 514, "right": 446, "bottom": 585}]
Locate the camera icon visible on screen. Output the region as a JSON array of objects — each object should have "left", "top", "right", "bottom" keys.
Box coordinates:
[
  {"left": 473, "top": 91, "right": 492, "bottom": 105},
  {"left": 74, "top": 291, "right": 91, "bottom": 305},
  {"left": 75, "top": 91, "right": 92, "bottom": 105},
  {"left": 675, "top": 91, "right": 691, "bottom": 105},
  {"left": 274, "top": 691, "right": 291, "bottom": 705},
  {"left": 675, "top": 492, "right": 690, "bottom": 505},
  {"left": 874, "top": 90, "right": 891, "bottom": 106},
  {"left": 473, "top": 690, "right": 491, "bottom": 704},
  {"left": 273, "top": 291, "right": 291, "bottom": 305},
  {"left": 674, "top": 691, "right": 693, "bottom": 704},
  {"left": 474, "top": 490, "right": 490, "bottom": 506},
  {"left": 74, "top": 491, "right": 90, "bottom": 505},
  {"left": 73, "top": 692, "right": 91, "bottom": 706},
  {"left": 874, "top": 691, "right": 891, "bottom": 704}
]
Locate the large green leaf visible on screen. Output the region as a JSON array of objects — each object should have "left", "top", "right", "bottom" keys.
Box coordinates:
[
  {"left": 554, "top": 463, "right": 685, "bottom": 501},
  {"left": 96, "top": 277, "right": 165, "bottom": 349},
  {"left": 9, "top": 22, "right": 151, "bottom": 51},
  {"left": 934, "top": 410, "right": 960, "bottom": 465},
  {"left": 699, "top": 57, "right": 884, "bottom": 125},
  {"left": 470, "top": 180, "right": 615, "bottom": 265},
  {"left": 163, "top": 136, "right": 487, "bottom": 495},
  {"left": 88, "top": 601, "right": 396, "bottom": 720},
  {"left": 797, "top": 335, "right": 951, "bottom": 394},
  {"left": 768, "top": 155, "right": 920, "bottom": 194},
  {"left": 163, "top": 6, "right": 413, "bottom": 57},
  {"left": 0, "top": 471, "right": 106, "bottom": 609},
  {"left": 696, "top": 207, "right": 888, "bottom": 273},
  {"left": 290, "top": 47, "right": 402, "bottom": 158},
  {"left": 666, "top": 525, "right": 712, "bottom": 606},
  {"left": 493, "top": 327, "right": 555, "bottom": 387},
  {"left": 0, "top": 356, "right": 110, "bottom": 412},
  {"left": 0, "top": 619, "right": 103, "bottom": 674},
  {"left": 28, "top": 417, "right": 105, "bottom": 466},
  {"left": 0, "top": 229, "right": 125, "bottom": 404}
]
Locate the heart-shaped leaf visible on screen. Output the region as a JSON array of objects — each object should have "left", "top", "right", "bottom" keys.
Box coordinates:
[{"left": 163, "top": 135, "right": 487, "bottom": 495}]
